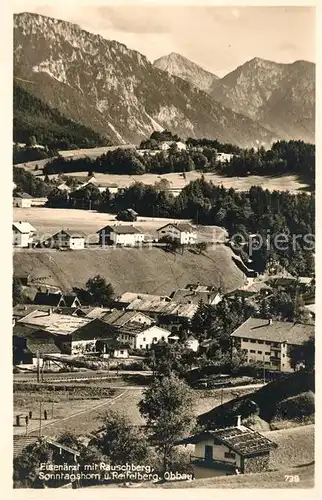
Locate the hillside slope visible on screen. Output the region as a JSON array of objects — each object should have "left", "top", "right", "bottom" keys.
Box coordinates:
[
  {"left": 14, "top": 12, "right": 277, "bottom": 148},
  {"left": 154, "top": 52, "right": 218, "bottom": 93},
  {"left": 210, "top": 57, "right": 315, "bottom": 142},
  {"left": 13, "top": 246, "right": 245, "bottom": 295}
]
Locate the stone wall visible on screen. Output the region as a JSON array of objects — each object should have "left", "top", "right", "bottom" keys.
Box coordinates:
[{"left": 243, "top": 453, "right": 270, "bottom": 473}]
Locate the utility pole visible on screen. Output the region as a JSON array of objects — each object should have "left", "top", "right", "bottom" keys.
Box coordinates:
[
  {"left": 39, "top": 401, "right": 42, "bottom": 437},
  {"left": 36, "top": 350, "right": 40, "bottom": 383},
  {"left": 263, "top": 355, "right": 266, "bottom": 384},
  {"left": 51, "top": 385, "right": 55, "bottom": 419}
]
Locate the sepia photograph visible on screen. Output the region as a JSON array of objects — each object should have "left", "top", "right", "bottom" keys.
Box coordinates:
[{"left": 11, "top": 1, "right": 315, "bottom": 491}]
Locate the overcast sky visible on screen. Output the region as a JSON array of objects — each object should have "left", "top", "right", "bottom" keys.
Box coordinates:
[{"left": 13, "top": 1, "right": 315, "bottom": 77}]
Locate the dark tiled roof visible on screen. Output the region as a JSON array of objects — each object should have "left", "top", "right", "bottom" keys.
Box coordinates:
[
  {"left": 231, "top": 317, "right": 314, "bottom": 345},
  {"left": 14, "top": 192, "right": 32, "bottom": 199},
  {"left": 178, "top": 426, "right": 277, "bottom": 457},
  {"left": 34, "top": 292, "right": 63, "bottom": 307},
  {"left": 27, "top": 341, "right": 61, "bottom": 355},
  {"left": 97, "top": 225, "right": 141, "bottom": 235},
  {"left": 102, "top": 310, "right": 142, "bottom": 326},
  {"left": 64, "top": 295, "right": 81, "bottom": 307},
  {"left": 157, "top": 222, "right": 195, "bottom": 233},
  {"left": 51, "top": 230, "right": 86, "bottom": 238}
]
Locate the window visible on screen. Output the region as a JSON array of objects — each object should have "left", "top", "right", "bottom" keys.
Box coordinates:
[
  {"left": 224, "top": 451, "right": 236, "bottom": 459},
  {"left": 250, "top": 349, "right": 255, "bottom": 353},
  {"left": 258, "top": 340, "right": 264, "bottom": 344},
  {"left": 120, "top": 350, "right": 124, "bottom": 355},
  {"left": 265, "top": 352, "right": 270, "bottom": 356},
  {"left": 143, "top": 337, "right": 146, "bottom": 341},
  {"left": 139, "top": 345, "right": 142, "bottom": 349},
  {"left": 250, "top": 340, "right": 256, "bottom": 343},
  {"left": 243, "top": 338, "right": 248, "bottom": 342},
  {"left": 266, "top": 341, "right": 271, "bottom": 345},
  {"left": 282, "top": 354, "right": 285, "bottom": 358},
  {"left": 257, "top": 351, "right": 262, "bottom": 354}
]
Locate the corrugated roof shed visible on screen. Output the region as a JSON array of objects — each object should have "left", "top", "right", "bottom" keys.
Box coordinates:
[
  {"left": 18, "top": 310, "right": 91, "bottom": 336},
  {"left": 231, "top": 317, "right": 314, "bottom": 344},
  {"left": 178, "top": 425, "right": 277, "bottom": 456}
]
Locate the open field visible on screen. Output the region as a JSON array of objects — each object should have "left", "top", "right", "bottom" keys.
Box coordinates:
[
  {"left": 13, "top": 206, "right": 226, "bottom": 242},
  {"left": 40, "top": 170, "right": 310, "bottom": 194}
]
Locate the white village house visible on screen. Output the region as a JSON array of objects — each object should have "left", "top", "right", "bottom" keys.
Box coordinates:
[
  {"left": 44, "top": 230, "right": 85, "bottom": 250},
  {"left": 157, "top": 222, "right": 197, "bottom": 245},
  {"left": 97, "top": 225, "right": 145, "bottom": 246},
  {"left": 117, "top": 324, "right": 171, "bottom": 349},
  {"left": 177, "top": 416, "right": 277, "bottom": 478},
  {"left": 13, "top": 192, "right": 33, "bottom": 208},
  {"left": 12, "top": 221, "right": 37, "bottom": 248}
]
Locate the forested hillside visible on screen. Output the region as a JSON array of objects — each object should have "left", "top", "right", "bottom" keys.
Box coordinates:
[{"left": 13, "top": 82, "right": 112, "bottom": 149}]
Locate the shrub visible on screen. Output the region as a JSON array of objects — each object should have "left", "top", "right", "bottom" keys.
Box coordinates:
[{"left": 274, "top": 391, "right": 315, "bottom": 421}]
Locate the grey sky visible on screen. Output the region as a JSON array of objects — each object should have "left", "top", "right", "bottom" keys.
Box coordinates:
[{"left": 13, "top": 2, "right": 315, "bottom": 77}]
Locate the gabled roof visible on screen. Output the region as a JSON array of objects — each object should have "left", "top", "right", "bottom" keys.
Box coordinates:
[
  {"left": 18, "top": 310, "right": 91, "bottom": 336},
  {"left": 101, "top": 310, "right": 151, "bottom": 327},
  {"left": 64, "top": 295, "right": 81, "bottom": 307},
  {"left": 230, "top": 317, "right": 314, "bottom": 345},
  {"left": 34, "top": 292, "right": 64, "bottom": 307},
  {"left": 171, "top": 288, "right": 221, "bottom": 305},
  {"left": 117, "top": 292, "right": 171, "bottom": 304},
  {"left": 117, "top": 323, "right": 170, "bottom": 338},
  {"left": 51, "top": 230, "right": 86, "bottom": 239},
  {"left": 177, "top": 425, "right": 277, "bottom": 457},
  {"left": 14, "top": 192, "right": 32, "bottom": 199},
  {"left": 157, "top": 222, "right": 195, "bottom": 233},
  {"left": 12, "top": 221, "right": 36, "bottom": 233},
  {"left": 97, "top": 225, "right": 142, "bottom": 235}
]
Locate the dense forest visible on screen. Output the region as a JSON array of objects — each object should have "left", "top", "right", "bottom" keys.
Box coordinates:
[
  {"left": 43, "top": 138, "right": 315, "bottom": 187},
  {"left": 13, "top": 82, "right": 112, "bottom": 150},
  {"left": 46, "top": 177, "right": 315, "bottom": 275}
]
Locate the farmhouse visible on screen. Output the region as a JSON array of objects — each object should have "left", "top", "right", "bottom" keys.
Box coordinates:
[
  {"left": 44, "top": 230, "right": 85, "bottom": 250},
  {"left": 13, "top": 324, "right": 62, "bottom": 366},
  {"left": 116, "top": 292, "right": 171, "bottom": 308},
  {"left": 177, "top": 416, "right": 277, "bottom": 478},
  {"left": 13, "top": 192, "right": 32, "bottom": 208},
  {"left": 12, "top": 221, "right": 37, "bottom": 248},
  {"left": 116, "top": 323, "right": 171, "bottom": 349},
  {"left": 157, "top": 223, "right": 197, "bottom": 245},
  {"left": 125, "top": 296, "right": 198, "bottom": 331},
  {"left": 216, "top": 152, "right": 235, "bottom": 163},
  {"left": 171, "top": 284, "right": 222, "bottom": 305},
  {"left": 56, "top": 182, "right": 71, "bottom": 193},
  {"left": 230, "top": 317, "right": 315, "bottom": 372},
  {"left": 102, "top": 309, "right": 154, "bottom": 327},
  {"left": 159, "top": 141, "right": 187, "bottom": 151},
  {"left": 97, "top": 225, "right": 145, "bottom": 246}
]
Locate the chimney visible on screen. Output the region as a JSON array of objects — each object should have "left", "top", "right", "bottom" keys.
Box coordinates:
[{"left": 236, "top": 415, "right": 241, "bottom": 428}]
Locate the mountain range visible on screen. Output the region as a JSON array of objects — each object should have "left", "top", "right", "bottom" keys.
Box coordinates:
[
  {"left": 13, "top": 12, "right": 314, "bottom": 148},
  {"left": 154, "top": 55, "right": 315, "bottom": 143}
]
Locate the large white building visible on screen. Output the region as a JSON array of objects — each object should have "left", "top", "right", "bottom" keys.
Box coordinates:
[
  {"left": 12, "top": 221, "right": 37, "bottom": 247},
  {"left": 157, "top": 222, "right": 197, "bottom": 245},
  {"left": 97, "top": 225, "right": 145, "bottom": 246},
  {"left": 230, "top": 317, "right": 314, "bottom": 372}
]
